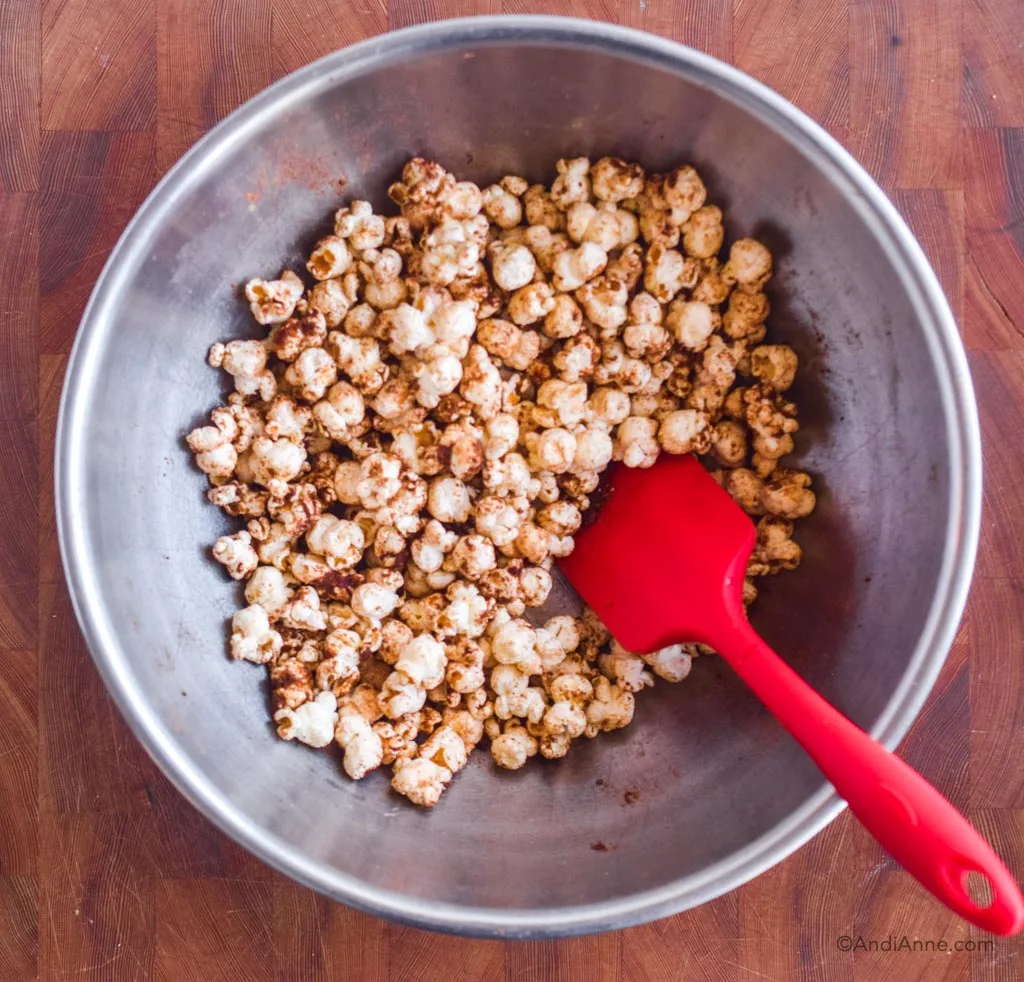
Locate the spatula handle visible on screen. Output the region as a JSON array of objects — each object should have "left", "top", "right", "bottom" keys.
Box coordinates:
[{"left": 718, "top": 616, "right": 1024, "bottom": 935}]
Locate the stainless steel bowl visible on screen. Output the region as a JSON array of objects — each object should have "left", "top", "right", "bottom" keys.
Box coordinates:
[{"left": 57, "top": 16, "right": 981, "bottom": 937}]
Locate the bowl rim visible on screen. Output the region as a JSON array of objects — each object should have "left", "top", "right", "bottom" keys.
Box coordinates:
[{"left": 56, "top": 14, "right": 982, "bottom": 938}]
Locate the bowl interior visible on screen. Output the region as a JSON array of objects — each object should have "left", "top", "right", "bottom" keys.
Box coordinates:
[{"left": 61, "top": 23, "right": 964, "bottom": 933}]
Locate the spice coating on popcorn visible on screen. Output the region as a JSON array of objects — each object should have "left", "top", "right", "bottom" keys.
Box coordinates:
[{"left": 188, "top": 156, "right": 814, "bottom": 805}]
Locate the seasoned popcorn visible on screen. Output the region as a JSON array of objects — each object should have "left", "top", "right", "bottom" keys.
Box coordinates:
[{"left": 190, "top": 155, "right": 814, "bottom": 806}]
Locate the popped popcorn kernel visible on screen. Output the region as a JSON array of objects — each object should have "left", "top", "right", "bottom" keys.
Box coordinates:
[
  {"left": 274, "top": 690, "right": 338, "bottom": 748},
  {"left": 245, "top": 269, "right": 304, "bottom": 325},
  {"left": 391, "top": 756, "right": 452, "bottom": 806}
]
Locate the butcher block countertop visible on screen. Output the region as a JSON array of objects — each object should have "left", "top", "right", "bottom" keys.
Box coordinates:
[{"left": 1, "top": 0, "right": 1023, "bottom": 978}]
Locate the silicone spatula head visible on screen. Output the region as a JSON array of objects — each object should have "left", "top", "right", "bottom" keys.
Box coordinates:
[
  {"left": 559, "top": 454, "right": 756, "bottom": 654},
  {"left": 560, "top": 455, "right": 1024, "bottom": 938}
]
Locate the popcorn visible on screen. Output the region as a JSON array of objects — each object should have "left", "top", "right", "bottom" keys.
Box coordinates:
[
  {"left": 483, "top": 413, "right": 519, "bottom": 460},
  {"left": 710, "top": 419, "right": 748, "bottom": 468},
  {"left": 244, "top": 269, "right": 304, "bottom": 325},
  {"left": 398, "top": 592, "right": 445, "bottom": 632},
  {"left": 192, "top": 155, "right": 813, "bottom": 806},
  {"left": 623, "top": 320, "right": 671, "bottom": 361},
  {"left": 544, "top": 293, "right": 583, "bottom": 339},
  {"left": 473, "top": 496, "right": 523, "bottom": 547},
  {"left": 566, "top": 201, "right": 634, "bottom": 251},
  {"left": 274, "top": 690, "right": 338, "bottom": 747},
  {"left": 616, "top": 415, "right": 660, "bottom": 468},
  {"left": 658, "top": 409, "right": 709, "bottom": 455},
  {"left": 187, "top": 408, "right": 240, "bottom": 481},
  {"left": 357, "top": 452, "right": 403, "bottom": 510},
  {"left": 329, "top": 333, "right": 388, "bottom": 394},
  {"left": 642, "top": 644, "right": 693, "bottom": 683},
  {"left": 599, "top": 643, "right": 654, "bottom": 693},
  {"left": 391, "top": 756, "right": 452, "bottom": 806},
  {"left": 395, "top": 633, "right": 447, "bottom": 688},
  {"left": 333, "top": 461, "right": 363, "bottom": 504},
  {"left": 519, "top": 566, "right": 553, "bottom": 607},
  {"left": 536, "top": 500, "right": 582, "bottom": 537},
  {"left": 644, "top": 245, "right": 690, "bottom": 304},
  {"left": 459, "top": 345, "right": 504, "bottom": 419},
  {"left": 335, "top": 712, "right": 385, "bottom": 779},
  {"left": 507, "top": 281, "right": 555, "bottom": 326},
  {"left": 380, "top": 671, "right": 428, "bottom": 719},
  {"left": 667, "top": 299, "right": 717, "bottom": 351},
  {"left": 230, "top": 605, "right": 282, "bottom": 664},
  {"left": 264, "top": 395, "right": 312, "bottom": 442},
  {"left": 427, "top": 475, "right": 472, "bottom": 522},
  {"left": 208, "top": 339, "right": 276, "bottom": 401},
  {"left": 445, "top": 181, "right": 484, "bottom": 221},
  {"left": 649, "top": 165, "right": 707, "bottom": 217},
  {"left": 280, "top": 586, "right": 329, "bottom": 632},
  {"left": 553, "top": 334, "right": 600, "bottom": 383},
  {"left": 524, "top": 225, "right": 570, "bottom": 274},
  {"left": 285, "top": 347, "right": 338, "bottom": 403},
  {"left": 361, "top": 248, "right": 407, "bottom": 310},
  {"left": 586, "top": 677, "right": 635, "bottom": 735},
  {"left": 552, "top": 242, "right": 607, "bottom": 292},
  {"left": 551, "top": 157, "right": 592, "bottom": 207},
  {"left": 491, "top": 619, "right": 540, "bottom": 674},
  {"left": 387, "top": 158, "right": 455, "bottom": 230},
  {"left": 267, "top": 483, "right": 321, "bottom": 538},
  {"left": 444, "top": 534, "right": 497, "bottom": 580},
  {"left": 307, "top": 236, "right": 351, "bottom": 280},
  {"left": 212, "top": 530, "right": 259, "bottom": 580},
  {"left": 725, "top": 467, "right": 766, "bottom": 515},
  {"left": 576, "top": 276, "right": 628, "bottom": 331},
  {"left": 244, "top": 565, "right": 293, "bottom": 617},
  {"left": 723, "top": 237, "right": 773, "bottom": 291},
  {"left": 683, "top": 205, "right": 725, "bottom": 259},
  {"left": 543, "top": 700, "right": 587, "bottom": 739},
  {"left": 749, "top": 516, "right": 803, "bottom": 574},
  {"left": 316, "top": 629, "right": 361, "bottom": 695},
  {"left": 334, "top": 200, "right": 386, "bottom": 252},
  {"left": 488, "top": 240, "right": 537, "bottom": 292},
  {"left": 606, "top": 241, "right": 644, "bottom": 291},
  {"left": 761, "top": 469, "right": 816, "bottom": 519},
  {"left": 723, "top": 290, "right": 770, "bottom": 340},
  {"left": 249, "top": 436, "right": 306, "bottom": 487},
  {"left": 482, "top": 184, "right": 524, "bottom": 228},
  {"left": 445, "top": 638, "right": 487, "bottom": 692},
  {"left": 412, "top": 350, "right": 463, "bottom": 409},
  {"left": 380, "top": 303, "right": 433, "bottom": 356},
  {"left": 477, "top": 319, "right": 540, "bottom": 372},
  {"left": 490, "top": 723, "right": 538, "bottom": 770},
  {"left": 436, "top": 581, "right": 491, "bottom": 639},
  {"left": 750, "top": 344, "right": 798, "bottom": 392},
  {"left": 419, "top": 219, "right": 481, "bottom": 286},
  {"left": 590, "top": 157, "right": 645, "bottom": 203},
  {"left": 351, "top": 582, "right": 400, "bottom": 622},
  {"left": 306, "top": 515, "right": 365, "bottom": 570},
  {"left": 588, "top": 386, "right": 632, "bottom": 427},
  {"left": 313, "top": 381, "right": 365, "bottom": 441},
  {"left": 252, "top": 520, "right": 293, "bottom": 569},
  {"left": 526, "top": 427, "right": 576, "bottom": 473},
  {"left": 524, "top": 184, "right": 565, "bottom": 231}
]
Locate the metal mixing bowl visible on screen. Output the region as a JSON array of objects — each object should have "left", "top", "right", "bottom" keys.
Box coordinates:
[{"left": 57, "top": 16, "right": 981, "bottom": 937}]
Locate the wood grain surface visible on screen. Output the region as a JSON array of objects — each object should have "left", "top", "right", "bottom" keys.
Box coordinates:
[{"left": 1, "top": 0, "right": 1022, "bottom": 978}]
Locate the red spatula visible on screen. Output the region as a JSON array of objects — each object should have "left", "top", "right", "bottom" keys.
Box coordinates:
[{"left": 559, "top": 453, "right": 1024, "bottom": 935}]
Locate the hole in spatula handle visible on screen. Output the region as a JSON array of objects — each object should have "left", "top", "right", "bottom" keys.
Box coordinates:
[
  {"left": 945, "top": 858, "right": 995, "bottom": 910},
  {"left": 964, "top": 869, "right": 995, "bottom": 909}
]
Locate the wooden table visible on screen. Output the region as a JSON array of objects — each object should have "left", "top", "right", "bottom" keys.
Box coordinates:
[{"left": 1, "top": 0, "right": 1022, "bottom": 978}]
